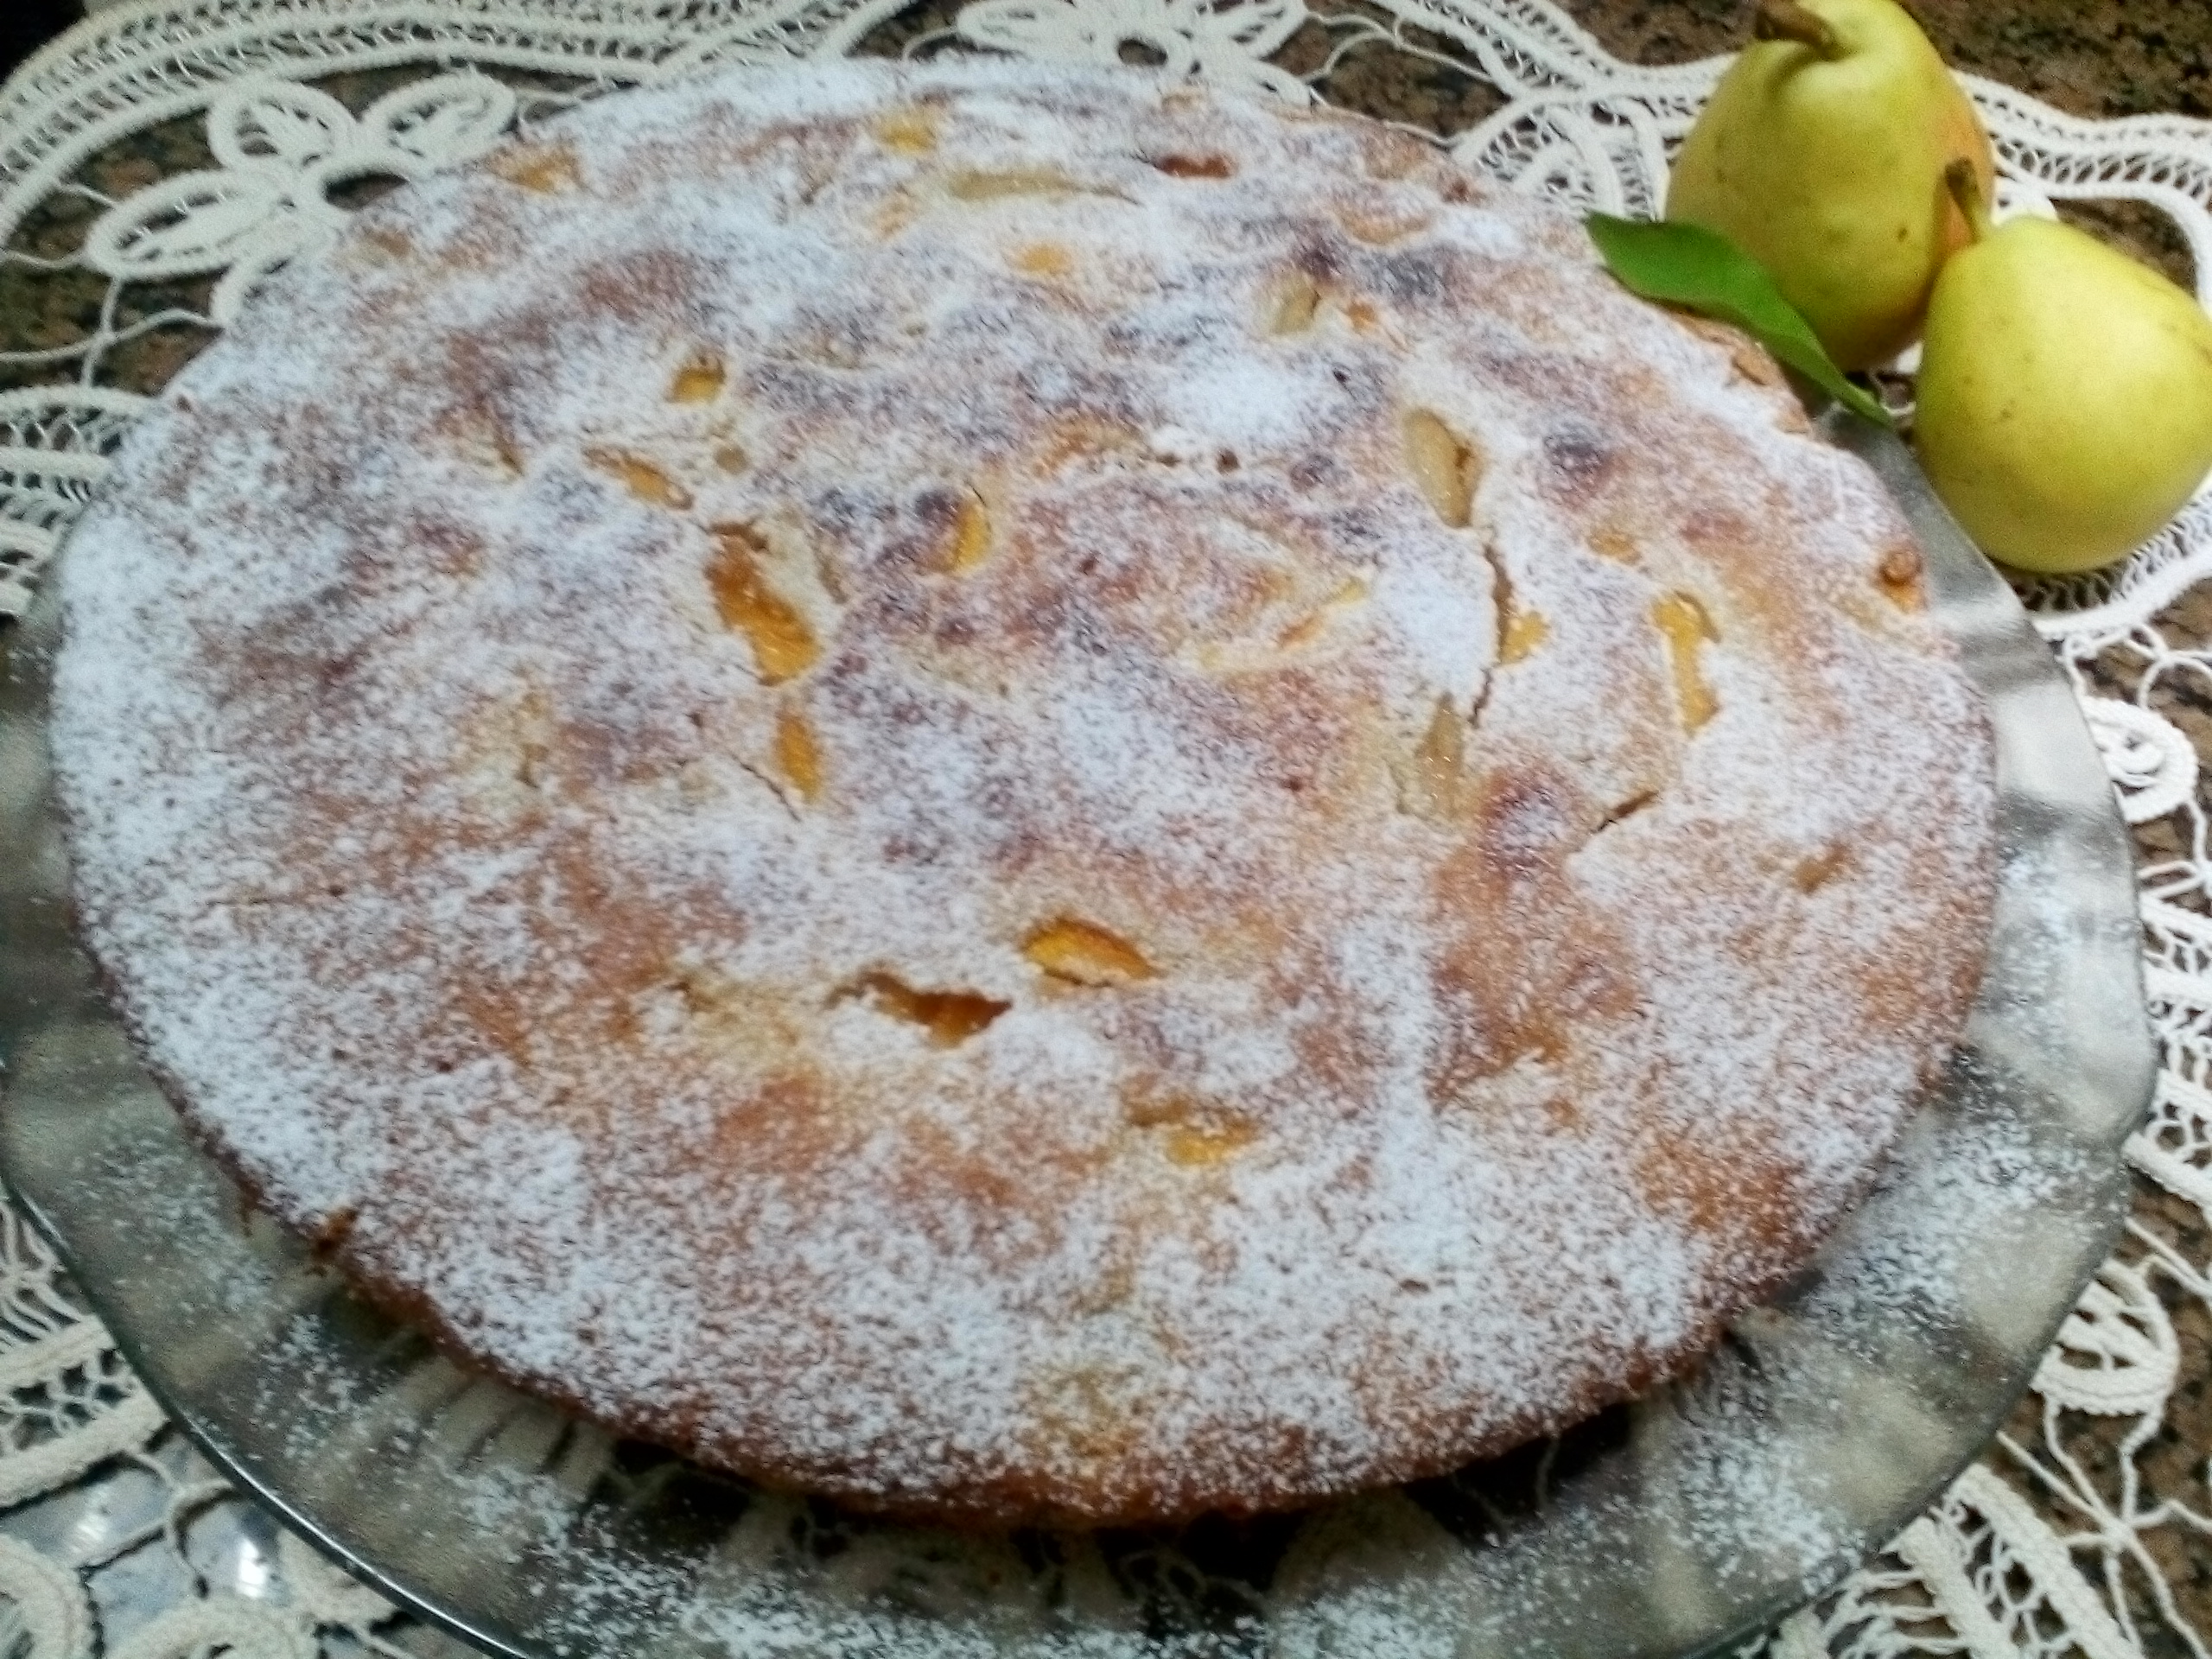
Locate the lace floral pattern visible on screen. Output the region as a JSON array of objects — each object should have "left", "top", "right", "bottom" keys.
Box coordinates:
[{"left": 0, "top": 2, "right": 2202, "bottom": 1654}]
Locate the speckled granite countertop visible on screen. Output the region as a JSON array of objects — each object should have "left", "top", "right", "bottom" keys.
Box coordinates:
[
  {"left": 6, "top": 0, "right": 2209, "bottom": 377},
  {"left": 1571, "top": 0, "right": 2212, "bottom": 121},
  {"left": 3, "top": 0, "right": 2208, "bottom": 339}
]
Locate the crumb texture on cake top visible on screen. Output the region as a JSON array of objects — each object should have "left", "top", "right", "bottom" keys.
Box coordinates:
[{"left": 51, "top": 58, "right": 1997, "bottom": 1526}]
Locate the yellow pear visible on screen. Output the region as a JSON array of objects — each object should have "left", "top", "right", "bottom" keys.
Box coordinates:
[
  {"left": 1915, "top": 163, "right": 2212, "bottom": 575},
  {"left": 1666, "top": 0, "right": 1993, "bottom": 371}
]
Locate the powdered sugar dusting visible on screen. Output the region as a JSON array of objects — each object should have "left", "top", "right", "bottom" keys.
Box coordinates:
[{"left": 51, "top": 59, "right": 1996, "bottom": 1529}]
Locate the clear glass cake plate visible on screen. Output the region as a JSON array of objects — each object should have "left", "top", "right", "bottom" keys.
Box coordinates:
[{"left": 0, "top": 410, "right": 2156, "bottom": 1659}]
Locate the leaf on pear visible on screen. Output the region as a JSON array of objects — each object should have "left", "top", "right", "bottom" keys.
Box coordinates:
[{"left": 1585, "top": 213, "right": 1896, "bottom": 430}]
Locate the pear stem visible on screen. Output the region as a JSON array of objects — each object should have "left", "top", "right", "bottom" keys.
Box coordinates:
[
  {"left": 1751, "top": 0, "right": 1841, "bottom": 57},
  {"left": 1943, "top": 159, "right": 1995, "bottom": 244}
]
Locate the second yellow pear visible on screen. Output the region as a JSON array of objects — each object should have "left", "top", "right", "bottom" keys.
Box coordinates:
[
  {"left": 1666, "top": 0, "right": 1995, "bottom": 371},
  {"left": 1915, "top": 163, "right": 2212, "bottom": 575}
]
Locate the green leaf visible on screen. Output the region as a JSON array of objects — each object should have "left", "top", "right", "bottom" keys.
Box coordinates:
[{"left": 1585, "top": 213, "right": 1895, "bottom": 430}]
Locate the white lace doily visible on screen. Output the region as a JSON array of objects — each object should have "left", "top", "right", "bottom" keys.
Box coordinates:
[{"left": 0, "top": 3, "right": 2205, "bottom": 1656}]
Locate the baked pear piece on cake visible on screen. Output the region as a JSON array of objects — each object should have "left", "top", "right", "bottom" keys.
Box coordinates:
[{"left": 52, "top": 59, "right": 1995, "bottom": 1528}]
